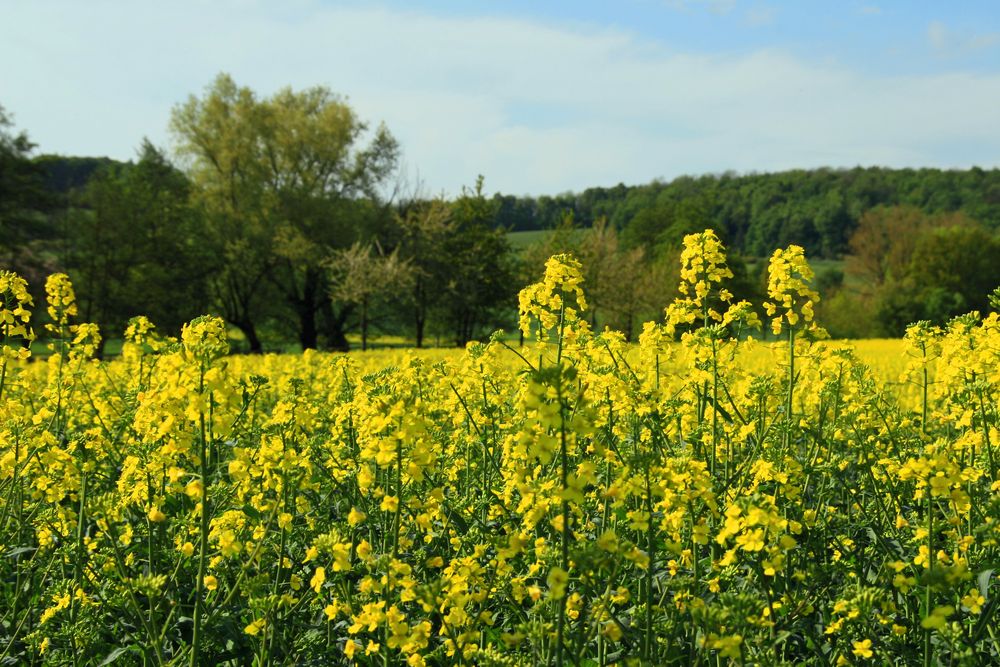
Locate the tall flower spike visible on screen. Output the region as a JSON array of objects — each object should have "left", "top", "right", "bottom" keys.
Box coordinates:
[
  {"left": 518, "top": 254, "right": 588, "bottom": 342},
  {"left": 677, "top": 230, "right": 733, "bottom": 305},
  {"left": 666, "top": 230, "right": 734, "bottom": 335},
  {"left": 45, "top": 273, "right": 77, "bottom": 335},
  {"left": 182, "top": 315, "right": 230, "bottom": 365},
  {"left": 763, "top": 245, "right": 820, "bottom": 336},
  {"left": 0, "top": 270, "right": 34, "bottom": 361}
]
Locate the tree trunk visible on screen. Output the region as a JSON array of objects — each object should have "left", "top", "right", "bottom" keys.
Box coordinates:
[
  {"left": 321, "top": 300, "right": 352, "bottom": 352},
  {"left": 298, "top": 303, "right": 318, "bottom": 350},
  {"left": 297, "top": 271, "right": 320, "bottom": 351},
  {"left": 454, "top": 311, "right": 475, "bottom": 348},
  {"left": 361, "top": 297, "right": 369, "bottom": 352},
  {"left": 327, "top": 325, "right": 349, "bottom": 352},
  {"left": 413, "top": 281, "right": 427, "bottom": 348},
  {"left": 414, "top": 310, "right": 425, "bottom": 348},
  {"left": 235, "top": 320, "right": 263, "bottom": 354}
]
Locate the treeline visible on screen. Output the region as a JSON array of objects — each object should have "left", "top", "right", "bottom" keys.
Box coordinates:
[
  {"left": 495, "top": 167, "right": 1000, "bottom": 258},
  {"left": 4, "top": 74, "right": 1000, "bottom": 348}
]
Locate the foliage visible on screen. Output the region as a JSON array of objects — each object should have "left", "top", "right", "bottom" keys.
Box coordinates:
[
  {"left": 521, "top": 216, "right": 679, "bottom": 340},
  {"left": 328, "top": 242, "right": 414, "bottom": 351},
  {"left": 0, "top": 105, "right": 51, "bottom": 278},
  {"left": 169, "top": 73, "right": 399, "bottom": 352},
  {"left": 835, "top": 207, "right": 1000, "bottom": 335},
  {"left": 492, "top": 167, "right": 1000, "bottom": 260},
  {"left": 8, "top": 87, "right": 1000, "bottom": 347},
  {"left": 64, "top": 141, "right": 211, "bottom": 345},
  {"left": 434, "top": 177, "right": 518, "bottom": 347}
]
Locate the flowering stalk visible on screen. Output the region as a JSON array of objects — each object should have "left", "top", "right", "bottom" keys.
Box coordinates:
[
  {"left": 181, "top": 316, "right": 228, "bottom": 667},
  {"left": 764, "top": 245, "right": 821, "bottom": 450},
  {"left": 191, "top": 359, "right": 209, "bottom": 667}
]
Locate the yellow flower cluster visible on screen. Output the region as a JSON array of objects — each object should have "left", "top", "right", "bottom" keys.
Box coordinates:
[
  {"left": 0, "top": 270, "right": 34, "bottom": 362},
  {"left": 764, "top": 244, "right": 821, "bottom": 336},
  {"left": 518, "top": 253, "right": 588, "bottom": 343},
  {"left": 666, "top": 230, "right": 735, "bottom": 333},
  {"left": 44, "top": 272, "right": 77, "bottom": 332}
]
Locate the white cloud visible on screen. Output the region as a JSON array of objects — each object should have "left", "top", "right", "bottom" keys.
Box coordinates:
[
  {"left": 744, "top": 6, "right": 777, "bottom": 27},
  {"left": 1, "top": 2, "right": 999, "bottom": 196},
  {"left": 928, "top": 20, "right": 950, "bottom": 50},
  {"left": 928, "top": 20, "right": 1000, "bottom": 55},
  {"left": 664, "top": 0, "right": 738, "bottom": 16}
]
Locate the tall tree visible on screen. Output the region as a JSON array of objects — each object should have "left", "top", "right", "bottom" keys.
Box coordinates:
[
  {"left": 578, "top": 219, "right": 677, "bottom": 339},
  {"left": 846, "top": 205, "right": 932, "bottom": 294},
  {"left": 906, "top": 224, "right": 1000, "bottom": 319},
  {"left": 170, "top": 73, "right": 398, "bottom": 351},
  {"left": 396, "top": 198, "right": 451, "bottom": 348},
  {"left": 439, "top": 177, "right": 517, "bottom": 346}
]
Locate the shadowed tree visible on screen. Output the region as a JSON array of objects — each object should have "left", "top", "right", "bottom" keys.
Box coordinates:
[
  {"left": 396, "top": 198, "right": 451, "bottom": 348},
  {"left": 67, "top": 141, "right": 210, "bottom": 345},
  {"left": 846, "top": 205, "right": 932, "bottom": 295},
  {"left": 437, "top": 177, "right": 518, "bottom": 347},
  {"left": 0, "top": 105, "right": 51, "bottom": 282}
]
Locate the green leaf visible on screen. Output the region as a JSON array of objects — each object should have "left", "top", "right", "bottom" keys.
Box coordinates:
[
  {"left": 5, "top": 546, "right": 35, "bottom": 559},
  {"left": 977, "top": 569, "right": 994, "bottom": 599},
  {"left": 971, "top": 597, "right": 999, "bottom": 645},
  {"left": 98, "top": 646, "right": 135, "bottom": 666},
  {"left": 242, "top": 504, "right": 262, "bottom": 521}
]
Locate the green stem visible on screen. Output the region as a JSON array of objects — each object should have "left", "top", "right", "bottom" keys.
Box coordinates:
[
  {"left": 977, "top": 389, "right": 997, "bottom": 479},
  {"left": 556, "top": 379, "right": 569, "bottom": 667},
  {"left": 786, "top": 326, "right": 795, "bottom": 450},
  {"left": 643, "top": 466, "right": 655, "bottom": 663},
  {"left": 923, "top": 492, "right": 934, "bottom": 667},
  {"left": 711, "top": 337, "right": 719, "bottom": 476},
  {"left": 0, "top": 358, "right": 8, "bottom": 405},
  {"left": 190, "top": 364, "right": 209, "bottom": 667},
  {"left": 921, "top": 342, "right": 929, "bottom": 435},
  {"left": 69, "top": 438, "right": 88, "bottom": 666}
]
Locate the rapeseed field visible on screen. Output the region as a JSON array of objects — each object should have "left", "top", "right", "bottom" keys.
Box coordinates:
[{"left": 1, "top": 232, "right": 997, "bottom": 665}]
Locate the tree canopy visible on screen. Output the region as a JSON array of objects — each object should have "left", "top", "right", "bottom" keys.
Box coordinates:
[{"left": 169, "top": 73, "right": 399, "bottom": 351}]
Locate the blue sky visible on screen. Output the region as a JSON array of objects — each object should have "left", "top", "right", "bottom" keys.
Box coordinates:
[{"left": 2, "top": 0, "right": 999, "bottom": 196}]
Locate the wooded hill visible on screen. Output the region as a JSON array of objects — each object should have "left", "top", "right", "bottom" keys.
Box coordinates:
[
  {"left": 492, "top": 166, "right": 1000, "bottom": 259},
  {"left": 31, "top": 157, "right": 1000, "bottom": 261}
]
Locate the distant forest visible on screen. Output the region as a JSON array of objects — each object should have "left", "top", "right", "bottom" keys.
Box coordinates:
[
  {"left": 34, "top": 157, "right": 1000, "bottom": 260},
  {"left": 492, "top": 167, "right": 1000, "bottom": 258},
  {"left": 4, "top": 80, "right": 1000, "bottom": 349}
]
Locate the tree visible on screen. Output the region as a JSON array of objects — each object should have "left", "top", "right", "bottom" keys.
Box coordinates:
[
  {"left": 577, "top": 219, "right": 685, "bottom": 340},
  {"left": 598, "top": 247, "right": 675, "bottom": 341},
  {"left": 438, "top": 177, "right": 517, "bottom": 346},
  {"left": 170, "top": 73, "right": 399, "bottom": 351},
  {"left": 907, "top": 224, "right": 1000, "bottom": 317},
  {"left": 0, "top": 105, "right": 50, "bottom": 277},
  {"left": 841, "top": 205, "right": 986, "bottom": 333},
  {"left": 66, "top": 141, "right": 210, "bottom": 345},
  {"left": 846, "top": 205, "right": 932, "bottom": 294},
  {"left": 396, "top": 198, "right": 452, "bottom": 348},
  {"left": 622, "top": 194, "right": 716, "bottom": 255},
  {"left": 327, "top": 242, "right": 413, "bottom": 351}
]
